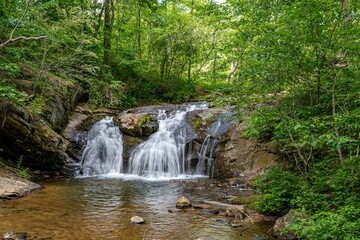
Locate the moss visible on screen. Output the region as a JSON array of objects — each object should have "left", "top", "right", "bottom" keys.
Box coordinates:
[{"left": 137, "top": 114, "right": 151, "bottom": 128}]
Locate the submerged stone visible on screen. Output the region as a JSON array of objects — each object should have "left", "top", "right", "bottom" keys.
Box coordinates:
[
  {"left": 1, "top": 231, "right": 28, "bottom": 240},
  {"left": 131, "top": 216, "right": 145, "bottom": 224}
]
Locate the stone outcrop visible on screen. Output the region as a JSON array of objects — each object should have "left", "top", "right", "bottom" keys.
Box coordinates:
[
  {"left": 215, "top": 121, "right": 280, "bottom": 180},
  {"left": 0, "top": 168, "right": 42, "bottom": 199},
  {"left": 0, "top": 99, "right": 70, "bottom": 170}
]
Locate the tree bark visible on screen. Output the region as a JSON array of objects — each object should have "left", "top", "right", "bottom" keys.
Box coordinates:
[{"left": 103, "top": 0, "right": 112, "bottom": 66}]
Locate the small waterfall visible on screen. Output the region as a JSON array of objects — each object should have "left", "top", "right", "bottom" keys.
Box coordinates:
[
  {"left": 128, "top": 104, "right": 207, "bottom": 178},
  {"left": 196, "top": 112, "right": 236, "bottom": 176},
  {"left": 81, "top": 117, "right": 124, "bottom": 176}
]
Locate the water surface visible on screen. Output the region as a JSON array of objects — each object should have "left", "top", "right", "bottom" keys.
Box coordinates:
[{"left": 0, "top": 177, "right": 274, "bottom": 239}]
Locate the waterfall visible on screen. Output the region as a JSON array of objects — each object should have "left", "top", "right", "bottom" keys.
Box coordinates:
[
  {"left": 195, "top": 112, "right": 235, "bottom": 176},
  {"left": 128, "top": 104, "right": 207, "bottom": 178},
  {"left": 80, "top": 117, "right": 124, "bottom": 176}
]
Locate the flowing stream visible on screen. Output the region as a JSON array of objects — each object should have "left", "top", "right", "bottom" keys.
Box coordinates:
[{"left": 0, "top": 104, "right": 275, "bottom": 239}]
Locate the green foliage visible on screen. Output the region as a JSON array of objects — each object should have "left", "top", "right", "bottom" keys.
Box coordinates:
[
  {"left": 254, "top": 168, "right": 300, "bottom": 216},
  {"left": 27, "top": 95, "right": 46, "bottom": 115},
  {"left": 16, "top": 155, "right": 31, "bottom": 180},
  {"left": 0, "top": 84, "right": 28, "bottom": 103}
]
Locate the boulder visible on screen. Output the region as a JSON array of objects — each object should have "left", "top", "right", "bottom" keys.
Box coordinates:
[
  {"left": 0, "top": 168, "right": 42, "bottom": 199},
  {"left": 176, "top": 196, "right": 192, "bottom": 209},
  {"left": 273, "top": 209, "right": 306, "bottom": 239},
  {"left": 114, "top": 113, "right": 158, "bottom": 137},
  {"left": 131, "top": 216, "right": 145, "bottom": 224}
]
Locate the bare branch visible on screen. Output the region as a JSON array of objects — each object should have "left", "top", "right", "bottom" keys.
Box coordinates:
[
  {"left": 0, "top": 36, "right": 48, "bottom": 49},
  {"left": 0, "top": 0, "right": 48, "bottom": 49}
]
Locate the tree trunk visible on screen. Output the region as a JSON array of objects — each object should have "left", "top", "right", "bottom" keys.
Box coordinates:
[
  {"left": 103, "top": 0, "right": 112, "bottom": 66},
  {"left": 137, "top": 0, "right": 142, "bottom": 59}
]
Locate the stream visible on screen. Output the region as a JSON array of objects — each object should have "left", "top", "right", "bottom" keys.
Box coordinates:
[{"left": 0, "top": 177, "right": 274, "bottom": 240}]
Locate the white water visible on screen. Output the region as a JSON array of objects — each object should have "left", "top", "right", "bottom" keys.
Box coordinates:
[
  {"left": 195, "top": 118, "right": 223, "bottom": 176},
  {"left": 128, "top": 103, "right": 208, "bottom": 178},
  {"left": 81, "top": 117, "right": 124, "bottom": 176}
]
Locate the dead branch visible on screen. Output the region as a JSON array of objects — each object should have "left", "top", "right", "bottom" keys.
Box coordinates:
[{"left": 0, "top": 0, "right": 47, "bottom": 49}]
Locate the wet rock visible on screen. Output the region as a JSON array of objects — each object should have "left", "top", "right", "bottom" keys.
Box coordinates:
[
  {"left": 192, "top": 204, "right": 212, "bottom": 209},
  {"left": 131, "top": 216, "right": 145, "bottom": 224},
  {"left": 273, "top": 209, "right": 307, "bottom": 239},
  {"left": 0, "top": 169, "right": 42, "bottom": 199},
  {"left": 215, "top": 218, "right": 227, "bottom": 224},
  {"left": 114, "top": 113, "right": 158, "bottom": 137},
  {"left": 200, "top": 209, "right": 220, "bottom": 215},
  {"left": 176, "top": 196, "right": 192, "bottom": 209},
  {"left": 1, "top": 231, "right": 28, "bottom": 240},
  {"left": 168, "top": 208, "right": 184, "bottom": 213}
]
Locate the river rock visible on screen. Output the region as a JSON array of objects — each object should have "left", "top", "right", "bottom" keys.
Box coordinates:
[
  {"left": 1, "top": 232, "right": 28, "bottom": 240},
  {"left": 0, "top": 169, "right": 42, "bottom": 199},
  {"left": 176, "top": 196, "right": 192, "bottom": 209},
  {"left": 168, "top": 208, "right": 184, "bottom": 213},
  {"left": 192, "top": 204, "right": 212, "bottom": 209},
  {"left": 131, "top": 216, "right": 145, "bottom": 224}
]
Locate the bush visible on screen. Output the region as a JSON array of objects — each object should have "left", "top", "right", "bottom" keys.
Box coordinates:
[{"left": 254, "top": 168, "right": 300, "bottom": 216}]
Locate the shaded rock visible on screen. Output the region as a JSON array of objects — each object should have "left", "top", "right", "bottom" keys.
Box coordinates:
[
  {"left": 1, "top": 232, "right": 28, "bottom": 240},
  {"left": 0, "top": 168, "right": 42, "bottom": 199},
  {"left": 176, "top": 196, "right": 192, "bottom": 209},
  {"left": 0, "top": 99, "right": 70, "bottom": 171},
  {"left": 273, "top": 209, "right": 306, "bottom": 240},
  {"left": 131, "top": 216, "right": 145, "bottom": 224}
]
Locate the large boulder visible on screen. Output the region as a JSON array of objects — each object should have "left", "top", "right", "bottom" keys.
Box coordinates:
[{"left": 114, "top": 113, "right": 158, "bottom": 138}]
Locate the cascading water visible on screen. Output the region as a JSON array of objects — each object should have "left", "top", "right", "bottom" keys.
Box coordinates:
[
  {"left": 80, "top": 117, "right": 124, "bottom": 176},
  {"left": 128, "top": 103, "right": 208, "bottom": 178},
  {"left": 195, "top": 112, "right": 237, "bottom": 176}
]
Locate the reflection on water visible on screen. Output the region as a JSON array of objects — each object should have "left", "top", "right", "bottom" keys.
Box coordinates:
[{"left": 0, "top": 178, "right": 274, "bottom": 240}]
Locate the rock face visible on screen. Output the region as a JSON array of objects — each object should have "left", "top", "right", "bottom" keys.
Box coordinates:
[
  {"left": 176, "top": 196, "right": 192, "bottom": 208},
  {"left": 0, "top": 99, "right": 70, "bottom": 170},
  {"left": 0, "top": 169, "right": 42, "bottom": 199},
  {"left": 215, "top": 121, "right": 280, "bottom": 180},
  {"left": 131, "top": 216, "right": 145, "bottom": 224}
]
